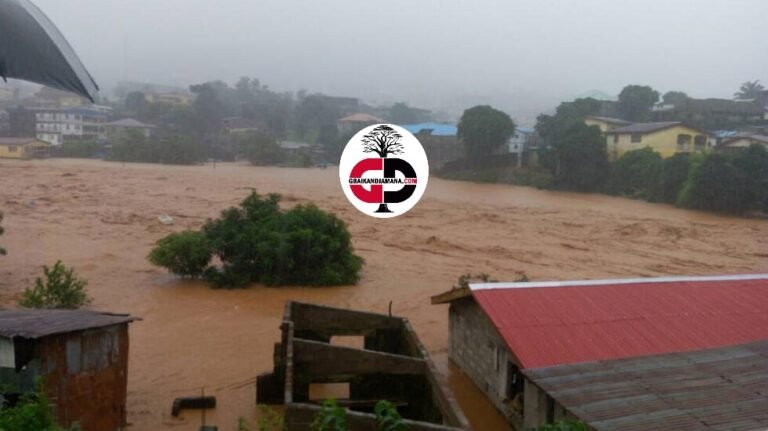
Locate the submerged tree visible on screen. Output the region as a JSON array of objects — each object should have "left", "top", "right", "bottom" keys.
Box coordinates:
[
  {"left": 19, "top": 261, "right": 92, "bottom": 309},
  {"left": 360, "top": 125, "right": 405, "bottom": 213}
]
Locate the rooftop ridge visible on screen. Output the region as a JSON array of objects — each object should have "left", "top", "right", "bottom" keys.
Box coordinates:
[{"left": 470, "top": 273, "right": 768, "bottom": 291}]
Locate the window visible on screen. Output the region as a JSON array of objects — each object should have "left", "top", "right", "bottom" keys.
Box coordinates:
[
  {"left": 694, "top": 135, "right": 707, "bottom": 149},
  {"left": 677, "top": 134, "right": 692, "bottom": 151},
  {"left": 613, "top": 134, "right": 619, "bottom": 143},
  {"left": 631, "top": 134, "right": 642, "bottom": 143},
  {"left": 506, "top": 362, "right": 525, "bottom": 401},
  {"left": 8, "top": 145, "right": 18, "bottom": 152}
]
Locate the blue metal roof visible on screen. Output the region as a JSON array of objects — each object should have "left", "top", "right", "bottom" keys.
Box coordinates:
[
  {"left": 400, "top": 122, "right": 457, "bottom": 136},
  {"left": 516, "top": 127, "right": 534, "bottom": 134}
]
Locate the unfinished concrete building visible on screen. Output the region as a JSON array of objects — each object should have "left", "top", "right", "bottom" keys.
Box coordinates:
[
  {"left": 257, "top": 301, "right": 470, "bottom": 430},
  {"left": 0, "top": 309, "right": 139, "bottom": 431}
]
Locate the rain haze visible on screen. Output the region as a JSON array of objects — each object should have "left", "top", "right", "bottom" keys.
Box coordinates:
[
  {"left": 33, "top": 0, "right": 768, "bottom": 120},
  {"left": 2, "top": 1, "right": 768, "bottom": 430}
]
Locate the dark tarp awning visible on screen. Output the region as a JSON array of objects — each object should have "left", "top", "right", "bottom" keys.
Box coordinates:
[{"left": 0, "top": 0, "right": 99, "bottom": 101}]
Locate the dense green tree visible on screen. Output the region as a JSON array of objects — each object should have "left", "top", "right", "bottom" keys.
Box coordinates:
[
  {"left": 731, "top": 144, "right": 768, "bottom": 211},
  {"left": 617, "top": 85, "right": 659, "bottom": 121},
  {"left": 189, "top": 81, "right": 235, "bottom": 136},
  {"left": 124, "top": 91, "right": 149, "bottom": 118},
  {"left": 55, "top": 140, "right": 101, "bottom": 158},
  {"left": 110, "top": 129, "right": 206, "bottom": 165},
  {"left": 295, "top": 94, "right": 341, "bottom": 142},
  {"left": 110, "top": 128, "right": 149, "bottom": 162},
  {"left": 148, "top": 231, "right": 212, "bottom": 278},
  {"left": 547, "top": 123, "right": 609, "bottom": 192},
  {"left": 149, "top": 192, "right": 363, "bottom": 288},
  {"left": 610, "top": 147, "right": 662, "bottom": 199},
  {"left": 457, "top": 105, "right": 516, "bottom": 164},
  {"left": 388, "top": 102, "right": 432, "bottom": 124},
  {"left": 662, "top": 91, "right": 689, "bottom": 107},
  {"left": 535, "top": 98, "right": 603, "bottom": 141},
  {"left": 734, "top": 80, "right": 765, "bottom": 100},
  {"left": 654, "top": 153, "right": 691, "bottom": 204},
  {"left": 678, "top": 153, "right": 746, "bottom": 213},
  {"left": 237, "top": 131, "right": 286, "bottom": 165}
]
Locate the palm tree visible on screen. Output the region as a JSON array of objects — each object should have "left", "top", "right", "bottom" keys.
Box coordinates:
[{"left": 734, "top": 80, "right": 765, "bottom": 100}]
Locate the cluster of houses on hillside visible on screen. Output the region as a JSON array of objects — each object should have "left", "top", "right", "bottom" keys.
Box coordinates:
[
  {"left": 0, "top": 86, "right": 161, "bottom": 159},
  {"left": 586, "top": 115, "right": 768, "bottom": 161}
]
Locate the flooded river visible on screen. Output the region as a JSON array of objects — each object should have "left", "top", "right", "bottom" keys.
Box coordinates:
[{"left": 1, "top": 159, "right": 766, "bottom": 430}]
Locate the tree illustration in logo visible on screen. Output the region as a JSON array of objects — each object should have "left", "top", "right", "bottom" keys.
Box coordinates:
[{"left": 361, "top": 125, "right": 405, "bottom": 213}]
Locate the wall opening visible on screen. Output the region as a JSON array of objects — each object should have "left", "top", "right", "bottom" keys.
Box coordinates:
[{"left": 309, "top": 383, "right": 350, "bottom": 401}]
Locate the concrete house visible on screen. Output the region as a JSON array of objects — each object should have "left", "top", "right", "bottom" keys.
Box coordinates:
[
  {"left": 506, "top": 127, "right": 539, "bottom": 167},
  {"left": 0, "top": 309, "right": 139, "bottom": 431},
  {"left": 722, "top": 133, "right": 768, "bottom": 151},
  {"left": 583, "top": 116, "right": 631, "bottom": 133},
  {"left": 401, "top": 123, "right": 464, "bottom": 170},
  {"left": 432, "top": 274, "right": 768, "bottom": 430},
  {"left": 105, "top": 118, "right": 157, "bottom": 139},
  {"left": 0, "top": 137, "right": 50, "bottom": 159},
  {"left": 8, "top": 105, "right": 112, "bottom": 146},
  {"left": 337, "top": 113, "right": 385, "bottom": 134},
  {"left": 605, "top": 121, "right": 715, "bottom": 160}
]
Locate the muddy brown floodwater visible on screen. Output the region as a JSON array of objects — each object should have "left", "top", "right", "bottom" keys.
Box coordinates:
[{"left": 1, "top": 159, "right": 767, "bottom": 430}]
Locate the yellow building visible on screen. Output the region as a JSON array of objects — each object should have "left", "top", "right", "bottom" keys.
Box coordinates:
[
  {"left": 0, "top": 138, "right": 50, "bottom": 159},
  {"left": 604, "top": 122, "right": 715, "bottom": 160},
  {"left": 584, "top": 116, "right": 632, "bottom": 133},
  {"left": 144, "top": 92, "right": 193, "bottom": 105},
  {"left": 722, "top": 134, "right": 768, "bottom": 152}
]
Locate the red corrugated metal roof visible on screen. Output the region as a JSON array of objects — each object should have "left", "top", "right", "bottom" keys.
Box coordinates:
[{"left": 470, "top": 274, "right": 768, "bottom": 369}]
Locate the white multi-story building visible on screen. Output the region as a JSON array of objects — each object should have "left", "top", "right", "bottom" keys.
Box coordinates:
[{"left": 33, "top": 105, "right": 111, "bottom": 146}]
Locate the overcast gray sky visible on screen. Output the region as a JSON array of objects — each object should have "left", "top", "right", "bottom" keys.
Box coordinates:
[{"left": 33, "top": 0, "right": 768, "bottom": 121}]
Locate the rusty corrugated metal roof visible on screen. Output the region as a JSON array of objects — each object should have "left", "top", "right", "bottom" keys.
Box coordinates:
[
  {"left": 524, "top": 340, "right": 768, "bottom": 430},
  {"left": 470, "top": 274, "right": 768, "bottom": 369},
  {"left": 0, "top": 309, "right": 139, "bottom": 339}
]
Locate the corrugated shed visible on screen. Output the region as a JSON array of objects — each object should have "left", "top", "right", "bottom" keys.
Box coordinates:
[
  {"left": 524, "top": 340, "right": 768, "bottom": 430},
  {"left": 470, "top": 274, "right": 768, "bottom": 369},
  {"left": 0, "top": 309, "right": 139, "bottom": 339}
]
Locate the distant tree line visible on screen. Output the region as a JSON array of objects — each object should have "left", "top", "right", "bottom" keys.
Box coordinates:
[{"left": 111, "top": 77, "right": 435, "bottom": 165}]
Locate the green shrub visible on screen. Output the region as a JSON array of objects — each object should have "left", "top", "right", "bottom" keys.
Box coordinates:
[
  {"left": 610, "top": 147, "right": 662, "bottom": 200},
  {"left": 19, "top": 261, "right": 91, "bottom": 309},
  {"left": 374, "top": 401, "right": 407, "bottom": 431},
  {"left": 149, "top": 192, "right": 363, "bottom": 288},
  {"left": 537, "top": 420, "right": 588, "bottom": 431},
  {"left": 312, "top": 400, "right": 347, "bottom": 431},
  {"left": 257, "top": 405, "right": 285, "bottom": 431},
  {"left": 148, "top": 231, "right": 212, "bottom": 278},
  {"left": 653, "top": 153, "right": 691, "bottom": 203},
  {"left": 0, "top": 390, "right": 65, "bottom": 431},
  {"left": 55, "top": 140, "right": 101, "bottom": 158},
  {"left": 238, "top": 131, "right": 286, "bottom": 166},
  {"left": 677, "top": 153, "right": 748, "bottom": 213}
]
